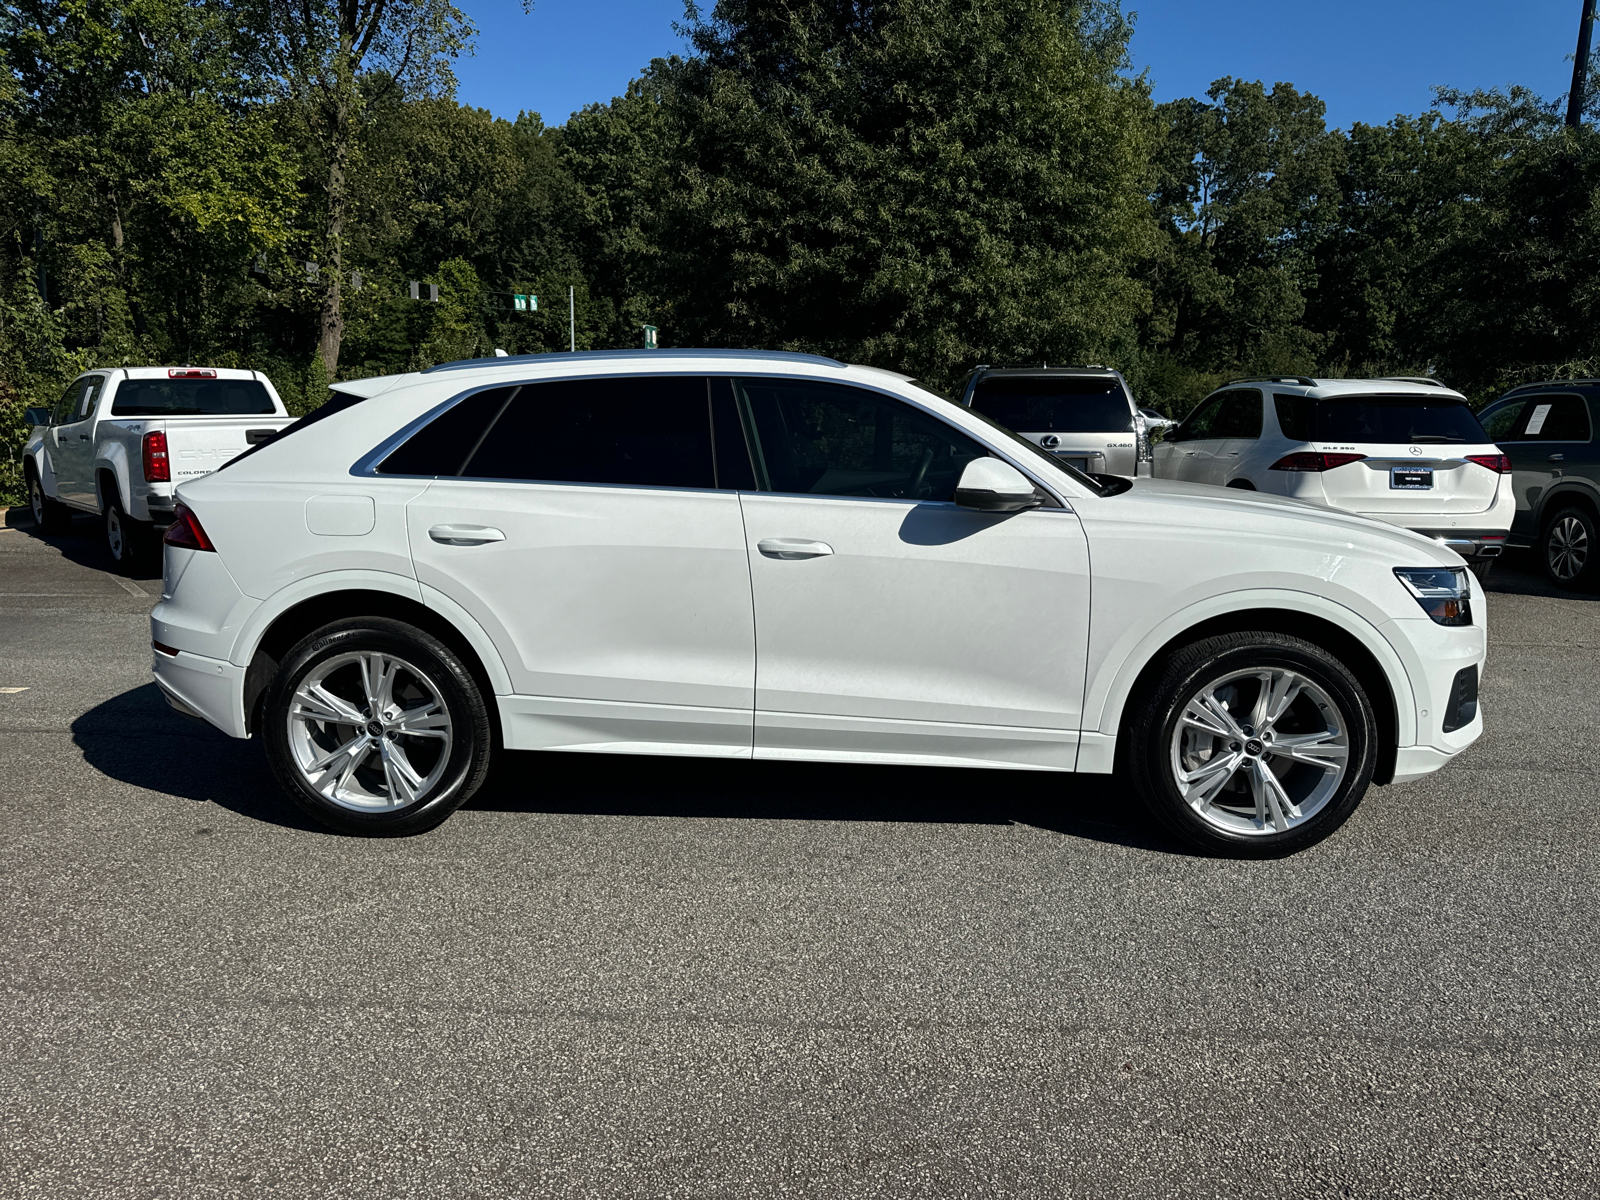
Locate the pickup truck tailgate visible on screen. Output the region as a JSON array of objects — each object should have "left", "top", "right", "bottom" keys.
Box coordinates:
[{"left": 163, "top": 417, "right": 295, "bottom": 482}]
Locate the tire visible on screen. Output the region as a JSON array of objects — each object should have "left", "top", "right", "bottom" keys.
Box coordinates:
[
  {"left": 262, "top": 618, "right": 493, "bottom": 836},
  {"left": 102, "top": 495, "right": 147, "bottom": 571},
  {"left": 27, "top": 470, "right": 72, "bottom": 533},
  {"left": 1225, "top": 478, "right": 1257, "bottom": 491},
  {"left": 1125, "top": 631, "right": 1378, "bottom": 858},
  {"left": 1541, "top": 506, "right": 1596, "bottom": 589}
]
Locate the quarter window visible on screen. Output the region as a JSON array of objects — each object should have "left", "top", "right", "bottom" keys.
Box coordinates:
[{"left": 736, "top": 377, "right": 987, "bottom": 500}]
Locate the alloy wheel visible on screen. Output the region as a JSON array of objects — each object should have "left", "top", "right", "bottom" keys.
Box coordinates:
[
  {"left": 105, "top": 506, "right": 125, "bottom": 560},
  {"left": 1547, "top": 515, "right": 1589, "bottom": 582},
  {"left": 1169, "top": 666, "right": 1350, "bottom": 837},
  {"left": 30, "top": 478, "right": 45, "bottom": 524},
  {"left": 285, "top": 651, "right": 454, "bottom": 812}
]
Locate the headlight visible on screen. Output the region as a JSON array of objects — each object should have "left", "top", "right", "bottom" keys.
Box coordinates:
[{"left": 1394, "top": 567, "right": 1472, "bottom": 626}]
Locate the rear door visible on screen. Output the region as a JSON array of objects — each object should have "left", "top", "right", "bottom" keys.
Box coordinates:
[
  {"left": 401, "top": 375, "right": 759, "bottom": 758},
  {"left": 1311, "top": 393, "right": 1501, "bottom": 515},
  {"left": 1497, "top": 394, "right": 1595, "bottom": 533}
]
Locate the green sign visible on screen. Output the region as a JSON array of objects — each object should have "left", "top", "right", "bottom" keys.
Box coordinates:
[{"left": 643, "top": 324, "right": 658, "bottom": 350}]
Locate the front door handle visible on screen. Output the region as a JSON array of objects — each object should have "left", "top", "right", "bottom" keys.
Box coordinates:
[
  {"left": 757, "top": 538, "right": 834, "bottom": 560},
  {"left": 429, "top": 524, "right": 505, "bottom": 546},
  {"left": 1549, "top": 453, "right": 1565, "bottom": 462}
]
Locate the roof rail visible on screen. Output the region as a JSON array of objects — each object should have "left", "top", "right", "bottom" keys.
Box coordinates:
[
  {"left": 421, "top": 348, "right": 846, "bottom": 374},
  {"left": 1224, "top": 376, "right": 1316, "bottom": 387},
  {"left": 1507, "top": 378, "right": 1600, "bottom": 391},
  {"left": 1373, "top": 376, "right": 1448, "bottom": 388}
]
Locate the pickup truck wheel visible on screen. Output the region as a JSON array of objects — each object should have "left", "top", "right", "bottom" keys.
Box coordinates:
[
  {"left": 28, "top": 471, "right": 72, "bottom": 533},
  {"left": 102, "top": 497, "right": 147, "bottom": 571},
  {"left": 1125, "top": 631, "right": 1377, "bottom": 858},
  {"left": 263, "top": 618, "right": 493, "bottom": 836},
  {"left": 1542, "top": 507, "right": 1596, "bottom": 589}
]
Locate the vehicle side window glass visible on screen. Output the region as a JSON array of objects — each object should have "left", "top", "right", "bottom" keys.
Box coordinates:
[
  {"left": 1212, "top": 389, "right": 1263, "bottom": 438},
  {"left": 76, "top": 378, "right": 102, "bottom": 421},
  {"left": 1273, "top": 393, "right": 1313, "bottom": 441},
  {"left": 736, "top": 377, "right": 987, "bottom": 501},
  {"left": 1517, "top": 395, "right": 1591, "bottom": 442},
  {"left": 463, "top": 376, "right": 717, "bottom": 489},
  {"left": 1478, "top": 400, "right": 1527, "bottom": 442},
  {"left": 52, "top": 380, "right": 85, "bottom": 424},
  {"left": 378, "top": 387, "right": 520, "bottom": 476},
  {"left": 1173, "top": 395, "right": 1226, "bottom": 442},
  {"left": 710, "top": 378, "right": 757, "bottom": 490}
]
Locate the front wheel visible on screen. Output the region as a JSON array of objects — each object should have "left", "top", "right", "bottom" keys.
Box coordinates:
[
  {"left": 1542, "top": 507, "right": 1596, "bottom": 589},
  {"left": 262, "top": 618, "right": 493, "bottom": 835},
  {"left": 1125, "top": 632, "right": 1377, "bottom": 857},
  {"left": 28, "top": 471, "right": 71, "bottom": 533}
]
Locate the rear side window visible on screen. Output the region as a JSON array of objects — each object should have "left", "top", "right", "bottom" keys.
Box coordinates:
[
  {"left": 111, "top": 378, "right": 276, "bottom": 416},
  {"left": 467, "top": 376, "right": 716, "bottom": 489},
  {"left": 1511, "top": 394, "right": 1592, "bottom": 442},
  {"left": 379, "top": 388, "right": 518, "bottom": 476},
  {"left": 969, "top": 376, "right": 1134, "bottom": 433},
  {"left": 218, "top": 389, "right": 367, "bottom": 471},
  {"left": 1308, "top": 395, "right": 1487, "bottom": 445},
  {"left": 1477, "top": 400, "right": 1526, "bottom": 441}
]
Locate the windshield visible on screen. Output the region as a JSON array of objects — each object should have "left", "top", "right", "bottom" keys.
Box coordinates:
[
  {"left": 969, "top": 376, "right": 1134, "bottom": 433},
  {"left": 111, "top": 378, "right": 277, "bottom": 417},
  {"left": 1276, "top": 393, "right": 1487, "bottom": 445}
]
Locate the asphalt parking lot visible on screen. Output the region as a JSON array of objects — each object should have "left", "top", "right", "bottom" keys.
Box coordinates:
[{"left": 1, "top": 505, "right": 1597, "bottom": 1199}]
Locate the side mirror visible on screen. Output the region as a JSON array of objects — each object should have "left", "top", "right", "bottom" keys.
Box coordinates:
[
  {"left": 954, "top": 457, "right": 1044, "bottom": 513},
  {"left": 24, "top": 407, "right": 50, "bottom": 427}
]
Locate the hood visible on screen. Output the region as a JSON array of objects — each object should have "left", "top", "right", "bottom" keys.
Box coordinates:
[{"left": 1106, "top": 476, "right": 1462, "bottom": 567}]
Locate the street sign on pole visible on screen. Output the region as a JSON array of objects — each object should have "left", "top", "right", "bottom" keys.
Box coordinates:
[
  {"left": 408, "top": 280, "right": 420, "bottom": 301},
  {"left": 427, "top": 283, "right": 439, "bottom": 303},
  {"left": 643, "top": 325, "right": 658, "bottom": 350},
  {"left": 514, "top": 294, "right": 528, "bottom": 311},
  {"left": 1571, "top": 0, "right": 1598, "bottom": 126},
  {"left": 569, "top": 286, "right": 576, "bottom": 353}
]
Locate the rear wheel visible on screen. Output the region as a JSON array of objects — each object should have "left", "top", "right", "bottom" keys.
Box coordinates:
[
  {"left": 263, "top": 618, "right": 493, "bottom": 835},
  {"left": 103, "top": 496, "right": 148, "bottom": 571},
  {"left": 27, "top": 470, "right": 71, "bottom": 533},
  {"left": 1542, "top": 507, "right": 1596, "bottom": 589},
  {"left": 1125, "top": 632, "right": 1377, "bottom": 857}
]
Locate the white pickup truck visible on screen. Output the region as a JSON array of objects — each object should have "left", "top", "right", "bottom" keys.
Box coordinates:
[{"left": 23, "top": 366, "right": 296, "bottom": 567}]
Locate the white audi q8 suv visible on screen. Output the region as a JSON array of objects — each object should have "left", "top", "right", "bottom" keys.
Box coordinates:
[
  {"left": 1152, "top": 377, "right": 1514, "bottom": 572},
  {"left": 151, "top": 351, "right": 1486, "bottom": 856}
]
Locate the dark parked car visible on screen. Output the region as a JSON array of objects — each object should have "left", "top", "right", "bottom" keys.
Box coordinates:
[{"left": 1478, "top": 382, "right": 1600, "bottom": 587}]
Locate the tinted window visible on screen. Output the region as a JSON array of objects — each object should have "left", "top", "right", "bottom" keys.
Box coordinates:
[
  {"left": 738, "top": 377, "right": 987, "bottom": 500},
  {"left": 76, "top": 377, "right": 103, "bottom": 420},
  {"left": 710, "top": 379, "right": 758, "bottom": 490},
  {"left": 1211, "top": 390, "right": 1263, "bottom": 438},
  {"left": 379, "top": 388, "right": 518, "bottom": 476},
  {"left": 1477, "top": 399, "right": 1526, "bottom": 442},
  {"left": 1173, "top": 394, "right": 1227, "bottom": 442},
  {"left": 111, "top": 378, "right": 276, "bottom": 416},
  {"left": 464, "top": 376, "right": 716, "bottom": 489},
  {"left": 1274, "top": 393, "right": 1313, "bottom": 441},
  {"left": 1310, "top": 395, "right": 1486, "bottom": 444},
  {"left": 1513, "top": 394, "right": 1591, "bottom": 442},
  {"left": 968, "top": 376, "right": 1134, "bottom": 432}
]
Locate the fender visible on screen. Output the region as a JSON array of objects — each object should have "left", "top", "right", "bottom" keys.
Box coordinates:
[
  {"left": 1081, "top": 587, "right": 1419, "bottom": 768},
  {"left": 24, "top": 441, "right": 56, "bottom": 495},
  {"left": 225, "top": 568, "right": 515, "bottom": 698},
  {"left": 95, "top": 444, "right": 133, "bottom": 512}
]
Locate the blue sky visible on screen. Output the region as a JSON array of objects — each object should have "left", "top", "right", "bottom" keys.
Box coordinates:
[{"left": 452, "top": 0, "right": 1586, "bottom": 131}]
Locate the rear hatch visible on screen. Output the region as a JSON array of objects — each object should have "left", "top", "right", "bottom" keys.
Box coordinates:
[
  {"left": 968, "top": 375, "right": 1138, "bottom": 476},
  {"left": 1279, "top": 392, "right": 1501, "bottom": 514}
]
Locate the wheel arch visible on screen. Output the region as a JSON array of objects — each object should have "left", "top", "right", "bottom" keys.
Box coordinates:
[
  {"left": 240, "top": 586, "right": 508, "bottom": 738},
  {"left": 1094, "top": 599, "right": 1410, "bottom": 787},
  {"left": 1537, "top": 483, "right": 1599, "bottom": 531},
  {"left": 95, "top": 448, "right": 132, "bottom": 512}
]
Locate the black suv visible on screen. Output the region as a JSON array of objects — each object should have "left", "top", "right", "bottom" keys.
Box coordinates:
[
  {"left": 956, "top": 366, "right": 1156, "bottom": 479},
  {"left": 1479, "top": 382, "right": 1600, "bottom": 587}
]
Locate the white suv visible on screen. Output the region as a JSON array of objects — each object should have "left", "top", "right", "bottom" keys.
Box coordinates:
[
  {"left": 1152, "top": 377, "right": 1514, "bottom": 570},
  {"left": 151, "top": 351, "right": 1487, "bottom": 856}
]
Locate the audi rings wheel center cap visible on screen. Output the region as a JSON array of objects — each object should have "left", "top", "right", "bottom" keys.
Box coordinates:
[
  {"left": 1244, "top": 738, "right": 1265, "bottom": 757},
  {"left": 366, "top": 720, "right": 385, "bottom": 738}
]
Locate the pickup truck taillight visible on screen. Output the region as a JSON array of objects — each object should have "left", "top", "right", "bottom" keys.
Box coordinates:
[
  {"left": 142, "top": 430, "right": 170, "bottom": 482},
  {"left": 164, "top": 504, "right": 215, "bottom": 551}
]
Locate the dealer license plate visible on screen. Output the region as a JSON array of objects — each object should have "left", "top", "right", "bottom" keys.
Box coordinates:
[{"left": 1390, "top": 467, "right": 1433, "bottom": 490}]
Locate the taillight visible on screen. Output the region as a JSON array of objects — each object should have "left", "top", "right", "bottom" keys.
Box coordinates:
[
  {"left": 1269, "top": 452, "right": 1368, "bottom": 472},
  {"left": 164, "top": 503, "right": 215, "bottom": 551},
  {"left": 1466, "top": 453, "right": 1512, "bottom": 474},
  {"left": 142, "top": 430, "right": 170, "bottom": 482}
]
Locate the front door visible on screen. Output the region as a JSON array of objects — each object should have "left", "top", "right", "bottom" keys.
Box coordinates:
[
  {"left": 401, "top": 375, "right": 757, "bottom": 757},
  {"left": 1155, "top": 391, "right": 1229, "bottom": 485},
  {"left": 49, "top": 377, "right": 99, "bottom": 508},
  {"left": 731, "top": 376, "right": 1091, "bottom": 770}
]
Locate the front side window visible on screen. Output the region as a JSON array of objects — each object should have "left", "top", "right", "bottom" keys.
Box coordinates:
[
  {"left": 1511, "top": 394, "right": 1592, "bottom": 442},
  {"left": 111, "top": 378, "right": 276, "bottom": 416},
  {"left": 967, "top": 375, "right": 1134, "bottom": 433},
  {"left": 1173, "top": 394, "right": 1228, "bottom": 442},
  {"left": 52, "top": 379, "right": 86, "bottom": 425},
  {"left": 736, "top": 377, "right": 987, "bottom": 501}
]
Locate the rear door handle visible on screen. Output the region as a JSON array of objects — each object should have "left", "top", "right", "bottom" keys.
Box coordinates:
[
  {"left": 1549, "top": 453, "right": 1565, "bottom": 462},
  {"left": 429, "top": 524, "right": 505, "bottom": 546},
  {"left": 757, "top": 538, "right": 834, "bottom": 560},
  {"left": 78, "top": 433, "right": 90, "bottom": 441}
]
